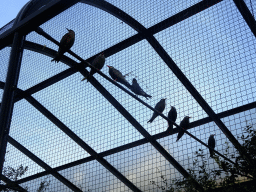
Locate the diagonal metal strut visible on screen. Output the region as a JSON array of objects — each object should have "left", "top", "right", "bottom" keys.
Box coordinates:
[{"left": 7, "top": 136, "right": 83, "bottom": 192}]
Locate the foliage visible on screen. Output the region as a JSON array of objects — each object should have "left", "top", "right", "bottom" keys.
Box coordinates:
[
  {"left": 1, "top": 152, "right": 50, "bottom": 192},
  {"left": 150, "top": 123, "right": 256, "bottom": 191}
]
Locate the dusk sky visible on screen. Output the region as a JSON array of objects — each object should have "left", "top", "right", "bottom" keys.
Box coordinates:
[{"left": 0, "top": 0, "right": 30, "bottom": 28}]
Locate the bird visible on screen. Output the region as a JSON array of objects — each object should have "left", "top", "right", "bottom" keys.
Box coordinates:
[
  {"left": 81, "top": 53, "right": 105, "bottom": 81},
  {"left": 147, "top": 99, "right": 166, "bottom": 123},
  {"left": 166, "top": 106, "right": 177, "bottom": 133},
  {"left": 107, "top": 65, "right": 131, "bottom": 89},
  {"left": 51, "top": 28, "right": 75, "bottom": 62},
  {"left": 208, "top": 134, "right": 215, "bottom": 158},
  {"left": 176, "top": 116, "right": 190, "bottom": 142},
  {"left": 130, "top": 78, "right": 152, "bottom": 99}
]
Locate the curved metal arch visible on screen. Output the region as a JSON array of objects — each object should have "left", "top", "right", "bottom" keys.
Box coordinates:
[{"left": 80, "top": 0, "right": 147, "bottom": 34}]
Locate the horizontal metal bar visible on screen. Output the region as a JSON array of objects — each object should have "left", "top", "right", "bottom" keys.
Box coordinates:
[{"left": 15, "top": 101, "right": 255, "bottom": 185}]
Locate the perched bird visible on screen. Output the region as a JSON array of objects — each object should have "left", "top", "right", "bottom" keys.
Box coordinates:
[
  {"left": 130, "top": 78, "right": 152, "bottom": 99},
  {"left": 147, "top": 99, "right": 166, "bottom": 123},
  {"left": 81, "top": 53, "right": 105, "bottom": 81},
  {"left": 166, "top": 106, "right": 177, "bottom": 133},
  {"left": 107, "top": 65, "right": 131, "bottom": 89},
  {"left": 176, "top": 116, "right": 190, "bottom": 142},
  {"left": 208, "top": 134, "right": 216, "bottom": 158},
  {"left": 51, "top": 28, "right": 75, "bottom": 62}
]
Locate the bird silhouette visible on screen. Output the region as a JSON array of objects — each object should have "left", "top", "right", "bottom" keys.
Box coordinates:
[
  {"left": 208, "top": 134, "right": 215, "bottom": 158},
  {"left": 51, "top": 28, "right": 75, "bottom": 62},
  {"left": 82, "top": 53, "right": 105, "bottom": 81},
  {"left": 176, "top": 116, "right": 190, "bottom": 142},
  {"left": 166, "top": 106, "right": 177, "bottom": 133},
  {"left": 107, "top": 65, "right": 131, "bottom": 89},
  {"left": 148, "top": 99, "right": 166, "bottom": 123},
  {"left": 130, "top": 78, "right": 152, "bottom": 99}
]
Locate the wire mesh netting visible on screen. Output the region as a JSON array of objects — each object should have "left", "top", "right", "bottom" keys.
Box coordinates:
[{"left": 0, "top": 0, "right": 256, "bottom": 191}]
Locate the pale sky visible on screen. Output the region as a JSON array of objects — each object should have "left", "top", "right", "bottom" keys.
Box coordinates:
[{"left": 0, "top": 0, "right": 30, "bottom": 28}]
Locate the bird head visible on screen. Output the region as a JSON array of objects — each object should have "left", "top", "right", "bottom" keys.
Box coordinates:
[
  {"left": 184, "top": 116, "right": 191, "bottom": 122},
  {"left": 66, "top": 28, "right": 75, "bottom": 34},
  {"left": 210, "top": 134, "right": 215, "bottom": 137},
  {"left": 132, "top": 78, "right": 137, "bottom": 84},
  {"left": 161, "top": 98, "right": 167, "bottom": 103}
]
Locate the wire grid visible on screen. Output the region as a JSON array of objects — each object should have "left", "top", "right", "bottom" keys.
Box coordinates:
[
  {"left": 244, "top": 0, "right": 256, "bottom": 19},
  {"left": 18, "top": 48, "right": 69, "bottom": 90},
  {"left": 20, "top": 174, "right": 73, "bottom": 192},
  {"left": 0, "top": 0, "right": 255, "bottom": 191},
  {"left": 39, "top": 2, "right": 137, "bottom": 62},
  {"left": 58, "top": 160, "right": 131, "bottom": 192},
  {"left": 4, "top": 143, "right": 44, "bottom": 178},
  {"left": 9, "top": 99, "right": 89, "bottom": 168},
  {"left": 106, "top": 0, "right": 202, "bottom": 28},
  {"left": 154, "top": 0, "right": 256, "bottom": 114},
  {"left": 104, "top": 143, "right": 184, "bottom": 191},
  {"left": 0, "top": 47, "right": 10, "bottom": 83}
]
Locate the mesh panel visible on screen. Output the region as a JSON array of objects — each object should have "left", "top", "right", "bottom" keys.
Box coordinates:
[
  {"left": 4, "top": 143, "right": 44, "bottom": 178},
  {"left": 20, "top": 174, "right": 74, "bottom": 192},
  {"left": 154, "top": 0, "right": 256, "bottom": 114},
  {"left": 58, "top": 160, "right": 131, "bottom": 192},
  {"left": 0, "top": 47, "right": 11, "bottom": 82},
  {"left": 106, "top": 0, "right": 202, "bottom": 28},
  {"left": 10, "top": 99, "right": 89, "bottom": 168},
  {"left": 39, "top": 2, "right": 137, "bottom": 62},
  {"left": 104, "top": 143, "right": 184, "bottom": 191},
  {"left": 0, "top": 0, "right": 256, "bottom": 191}
]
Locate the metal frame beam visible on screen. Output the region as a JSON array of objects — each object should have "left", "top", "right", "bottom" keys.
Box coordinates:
[
  {"left": 1, "top": 174, "right": 27, "bottom": 191},
  {"left": 15, "top": 101, "right": 256, "bottom": 185},
  {"left": 0, "top": 0, "right": 79, "bottom": 50},
  {"left": 7, "top": 136, "right": 82, "bottom": 192},
  {"left": 0, "top": 32, "right": 25, "bottom": 175},
  {"left": 25, "top": 96, "right": 141, "bottom": 192},
  {"left": 233, "top": 0, "right": 256, "bottom": 37},
  {"left": 0, "top": 0, "right": 254, "bottom": 190},
  {"left": 81, "top": 0, "right": 252, "bottom": 168}
]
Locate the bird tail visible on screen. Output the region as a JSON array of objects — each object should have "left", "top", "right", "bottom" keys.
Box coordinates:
[
  {"left": 147, "top": 119, "right": 153, "bottom": 123},
  {"left": 176, "top": 133, "right": 182, "bottom": 142},
  {"left": 145, "top": 94, "right": 152, "bottom": 99},
  {"left": 209, "top": 150, "right": 214, "bottom": 158},
  {"left": 166, "top": 124, "right": 173, "bottom": 133},
  {"left": 81, "top": 76, "right": 87, "bottom": 81},
  {"left": 147, "top": 116, "right": 155, "bottom": 123},
  {"left": 81, "top": 73, "right": 91, "bottom": 82}
]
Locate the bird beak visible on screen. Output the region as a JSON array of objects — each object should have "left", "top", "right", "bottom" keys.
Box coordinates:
[
  {"left": 107, "top": 65, "right": 110, "bottom": 68},
  {"left": 66, "top": 28, "right": 70, "bottom": 31}
]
